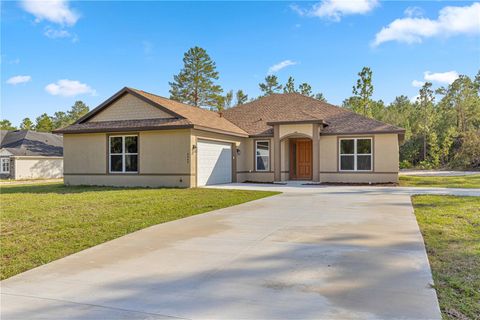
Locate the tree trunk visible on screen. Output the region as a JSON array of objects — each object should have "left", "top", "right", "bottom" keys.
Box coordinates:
[{"left": 423, "top": 134, "right": 427, "bottom": 161}]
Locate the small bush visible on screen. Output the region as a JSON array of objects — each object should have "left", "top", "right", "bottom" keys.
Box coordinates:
[{"left": 400, "top": 160, "right": 412, "bottom": 169}]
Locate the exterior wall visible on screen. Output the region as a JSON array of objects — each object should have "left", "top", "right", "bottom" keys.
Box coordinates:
[
  {"left": 89, "top": 94, "right": 174, "bottom": 122},
  {"left": 63, "top": 129, "right": 193, "bottom": 187},
  {"left": 279, "top": 124, "right": 313, "bottom": 139},
  {"left": 319, "top": 133, "right": 399, "bottom": 183},
  {"left": 237, "top": 137, "right": 275, "bottom": 183},
  {"left": 13, "top": 157, "right": 63, "bottom": 180}
]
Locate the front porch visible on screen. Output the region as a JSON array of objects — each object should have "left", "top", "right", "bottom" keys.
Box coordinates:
[{"left": 270, "top": 120, "right": 322, "bottom": 182}]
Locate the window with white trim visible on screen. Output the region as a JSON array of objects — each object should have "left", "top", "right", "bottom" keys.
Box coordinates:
[
  {"left": 339, "top": 138, "right": 372, "bottom": 171},
  {"left": 0, "top": 158, "right": 10, "bottom": 173},
  {"left": 255, "top": 140, "right": 270, "bottom": 171},
  {"left": 109, "top": 135, "right": 138, "bottom": 173}
]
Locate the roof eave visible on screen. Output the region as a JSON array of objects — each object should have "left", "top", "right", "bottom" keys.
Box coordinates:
[{"left": 266, "top": 119, "right": 325, "bottom": 126}]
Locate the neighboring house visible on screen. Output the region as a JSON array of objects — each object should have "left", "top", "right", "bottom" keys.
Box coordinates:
[
  {"left": 55, "top": 87, "right": 405, "bottom": 187},
  {"left": 0, "top": 130, "right": 63, "bottom": 180}
]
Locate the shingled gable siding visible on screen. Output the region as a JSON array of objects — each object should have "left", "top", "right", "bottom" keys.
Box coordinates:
[{"left": 89, "top": 93, "right": 175, "bottom": 122}]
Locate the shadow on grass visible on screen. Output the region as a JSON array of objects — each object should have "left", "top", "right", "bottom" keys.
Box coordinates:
[{"left": 0, "top": 183, "right": 177, "bottom": 195}]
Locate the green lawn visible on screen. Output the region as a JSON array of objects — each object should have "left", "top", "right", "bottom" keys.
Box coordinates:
[
  {"left": 412, "top": 195, "right": 480, "bottom": 319},
  {"left": 0, "top": 183, "right": 278, "bottom": 280},
  {"left": 400, "top": 174, "right": 480, "bottom": 188}
]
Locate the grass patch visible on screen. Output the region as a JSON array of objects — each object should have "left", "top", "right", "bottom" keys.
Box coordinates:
[
  {"left": 400, "top": 174, "right": 480, "bottom": 188},
  {"left": 412, "top": 195, "right": 480, "bottom": 319},
  {"left": 0, "top": 183, "right": 279, "bottom": 280}
]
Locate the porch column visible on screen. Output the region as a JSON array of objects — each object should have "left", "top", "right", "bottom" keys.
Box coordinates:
[
  {"left": 273, "top": 124, "right": 281, "bottom": 181},
  {"left": 312, "top": 123, "right": 320, "bottom": 182}
]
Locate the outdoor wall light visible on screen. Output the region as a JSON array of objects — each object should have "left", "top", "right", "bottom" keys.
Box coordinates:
[
  {"left": 192, "top": 144, "right": 197, "bottom": 151},
  {"left": 236, "top": 148, "right": 241, "bottom": 155}
]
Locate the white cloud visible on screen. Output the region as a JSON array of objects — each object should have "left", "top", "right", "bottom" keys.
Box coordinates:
[
  {"left": 424, "top": 71, "right": 459, "bottom": 84},
  {"left": 291, "top": 0, "right": 378, "bottom": 21},
  {"left": 404, "top": 6, "right": 424, "bottom": 18},
  {"left": 373, "top": 3, "right": 480, "bottom": 46},
  {"left": 44, "top": 26, "right": 71, "bottom": 38},
  {"left": 45, "top": 79, "right": 95, "bottom": 97},
  {"left": 268, "top": 60, "right": 298, "bottom": 74},
  {"left": 6, "top": 75, "right": 32, "bottom": 85},
  {"left": 410, "top": 95, "right": 420, "bottom": 103},
  {"left": 411, "top": 80, "right": 425, "bottom": 88},
  {"left": 21, "top": 0, "right": 79, "bottom": 26}
]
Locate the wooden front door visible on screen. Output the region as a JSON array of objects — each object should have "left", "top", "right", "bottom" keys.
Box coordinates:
[{"left": 289, "top": 139, "right": 312, "bottom": 180}]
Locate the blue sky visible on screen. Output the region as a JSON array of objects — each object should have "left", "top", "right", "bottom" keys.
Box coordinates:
[{"left": 2, "top": 0, "right": 480, "bottom": 126}]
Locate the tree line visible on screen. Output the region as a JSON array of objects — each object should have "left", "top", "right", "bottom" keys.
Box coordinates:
[
  {"left": 2, "top": 46, "right": 478, "bottom": 169},
  {"left": 0, "top": 101, "right": 89, "bottom": 132}
]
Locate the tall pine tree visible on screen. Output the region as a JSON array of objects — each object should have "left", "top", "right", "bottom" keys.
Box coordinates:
[{"left": 169, "top": 46, "right": 223, "bottom": 108}]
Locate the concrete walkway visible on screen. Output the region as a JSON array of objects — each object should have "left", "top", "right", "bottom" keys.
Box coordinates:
[{"left": 1, "top": 184, "right": 457, "bottom": 319}]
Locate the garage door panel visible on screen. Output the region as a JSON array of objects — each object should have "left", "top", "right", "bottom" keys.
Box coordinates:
[{"left": 197, "top": 140, "right": 232, "bottom": 186}]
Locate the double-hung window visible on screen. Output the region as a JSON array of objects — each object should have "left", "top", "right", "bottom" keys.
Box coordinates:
[
  {"left": 339, "top": 138, "right": 372, "bottom": 171},
  {"left": 255, "top": 140, "right": 270, "bottom": 171},
  {"left": 0, "top": 158, "right": 10, "bottom": 174},
  {"left": 109, "top": 135, "right": 138, "bottom": 173}
]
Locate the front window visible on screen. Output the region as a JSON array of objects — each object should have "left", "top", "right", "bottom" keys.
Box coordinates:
[
  {"left": 109, "top": 135, "right": 138, "bottom": 173},
  {"left": 1, "top": 158, "right": 10, "bottom": 173},
  {"left": 255, "top": 140, "right": 270, "bottom": 171},
  {"left": 339, "top": 138, "right": 372, "bottom": 171}
]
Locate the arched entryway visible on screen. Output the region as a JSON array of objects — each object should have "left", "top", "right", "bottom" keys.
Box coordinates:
[{"left": 289, "top": 138, "right": 313, "bottom": 180}]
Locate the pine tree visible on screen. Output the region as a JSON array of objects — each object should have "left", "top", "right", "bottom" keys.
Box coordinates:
[
  {"left": 284, "top": 76, "right": 296, "bottom": 93},
  {"left": 235, "top": 90, "right": 248, "bottom": 105},
  {"left": 35, "top": 113, "right": 53, "bottom": 132},
  {"left": 314, "top": 93, "right": 327, "bottom": 102},
  {"left": 352, "top": 67, "right": 374, "bottom": 117},
  {"left": 298, "top": 83, "right": 313, "bottom": 96},
  {"left": 0, "top": 120, "right": 16, "bottom": 130},
  {"left": 68, "top": 101, "right": 89, "bottom": 122},
  {"left": 259, "top": 75, "right": 282, "bottom": 96},
  {"left": 169, "top": 46, "right": 223, "bottom": 108},
  {"left": 20, "top": 118, "right": 34, "bottom": 130}
]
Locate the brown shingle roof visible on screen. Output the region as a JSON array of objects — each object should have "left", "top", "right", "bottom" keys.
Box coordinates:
[
  {"left": 223, "top": 93, "right": 404, "bottom": 136},
  {"left": 54, "top": 118, "right": 192, "bottom": 134},
  {"left": 56, "top": 88, "right": 404, "bottom": 137},
  {"left": 56, "top": 87, "right": 248, "bottom": 136}
]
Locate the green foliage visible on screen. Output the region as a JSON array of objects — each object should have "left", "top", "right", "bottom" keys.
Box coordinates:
[
  {"left": 352, "top": 66, "right": 374, "bottom": 117},
  {"left": 314, "top": 93, "right": 327, "bottom": 102},
  {"left": 259, "top": 75, "right": 282, "bottom": 96},
  {"left": 449, "top": 131, "right": 480, "bottom": 169},
  {"left": 0, "top": 120, "right": 17, "bottom": 130},
  {"left": 169, "top": 46, "right": 223, "bottom": 108},
  {"left": 399, "top": 160, "right": 412, "bottom": 169},
  {"left": 283, "top": 76, "right": 297, "bottom": 93},
  {"left": 235, "top": 90, "right": 248, "bottom": 105},
  {"left": 68, "top": 101, "right": 89, "bottom": 122},
  {"left": 35, "top": 113, "right": 54, "bottom": 132},
  {"left": 298, "top": 82, "right": 313, "bottom": 96},
  {"left": 20, "top": 118, "right": 34, "bottom": 130}
]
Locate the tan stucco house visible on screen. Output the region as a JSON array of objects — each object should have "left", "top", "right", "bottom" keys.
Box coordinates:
[
  {"left": 55, "top": 87, "right": 405, "bottom": 187},
  {"left": 0, "top": 130, "right": 63, "bottom": 180}
]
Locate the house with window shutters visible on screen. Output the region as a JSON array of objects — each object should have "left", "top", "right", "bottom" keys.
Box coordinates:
[{"left": 55, "top": 87, "right": 405, "bottom": 187}]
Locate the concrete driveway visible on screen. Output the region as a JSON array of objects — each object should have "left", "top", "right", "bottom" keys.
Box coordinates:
[{"left": 1, "top": 184, "right": 444, "bottom": 319}]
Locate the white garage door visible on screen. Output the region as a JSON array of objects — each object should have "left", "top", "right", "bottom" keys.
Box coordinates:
[{"left": 197, "top": 140, "right": 232, "bottom": 186}]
